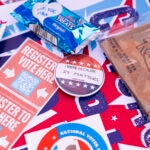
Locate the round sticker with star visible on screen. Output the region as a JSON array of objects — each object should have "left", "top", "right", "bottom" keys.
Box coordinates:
[
  {"left": 37, "top": 123, "right": 108, "bottom": 150},
  {"left": 55, "top": 54, "right": 105, "bottom": 97}
]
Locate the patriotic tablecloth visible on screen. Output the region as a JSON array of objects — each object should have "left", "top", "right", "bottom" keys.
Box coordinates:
[{"left": 0, "top": 0, "right": 150, "bottom": 150}]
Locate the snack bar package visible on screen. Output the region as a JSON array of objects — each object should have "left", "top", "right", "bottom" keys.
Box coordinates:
[
  {"left": 11, "top": 0, "right": 100, "bottom": 54},
  {"left": 100, "top": 23, "right": 150, "bottom": 119}
]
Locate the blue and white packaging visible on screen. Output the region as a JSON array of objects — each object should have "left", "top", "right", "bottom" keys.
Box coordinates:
[{"left": 11, "top": 0, "right": 100, "bottom": 54}]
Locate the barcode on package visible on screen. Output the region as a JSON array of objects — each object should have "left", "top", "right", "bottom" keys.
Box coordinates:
[{"left": 29, "top": 24, "right": 57, "bottom": 45}]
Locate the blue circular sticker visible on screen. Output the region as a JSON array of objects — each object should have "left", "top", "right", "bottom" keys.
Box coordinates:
[{"left": 37, "top": 123, "right": 108, "bottom": 150}]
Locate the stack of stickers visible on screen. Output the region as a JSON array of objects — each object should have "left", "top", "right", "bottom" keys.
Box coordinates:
[
  {"left": 1, "top": 0, "right": 150, "bottom": 150},
  {"left": 0, "top": 37, "right": 105, "bottom": 150}
]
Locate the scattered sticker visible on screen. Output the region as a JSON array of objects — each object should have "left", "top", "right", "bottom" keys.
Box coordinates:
[{"left": 55, "top": 54, "right": 105, "bottom": 97}]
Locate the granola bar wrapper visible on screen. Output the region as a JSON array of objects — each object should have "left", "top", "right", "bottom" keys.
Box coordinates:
[
  {"left": 11, "top": 0, "right": 100, "bottom": 54},
  {"left": 100, "top": 23, "right": 150, "bottom": 119}
]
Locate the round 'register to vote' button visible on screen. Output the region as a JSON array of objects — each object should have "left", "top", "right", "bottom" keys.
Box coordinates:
[{"left": 54, "top": 54, "right": 105, "bottom": 97}]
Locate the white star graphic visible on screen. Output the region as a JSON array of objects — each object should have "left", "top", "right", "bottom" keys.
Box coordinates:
[
  {"left": 90, "top": 85, "right": 95, "bottom": 89},
  {"left": 61, "top": 80, "right": 65, "bottom": 84},
  {"left": 43, "top": 147, "right": 48, "bottom": 150},
  {"left": 76, "top": 82, "right": 80, "bottom": 86},
  {"left": 66, "top": 59, "right": 70, "bottom": 63},
  {"left": 94, "top": 64, "right": 98, "bottom": 68},
  {"left": 83, "top": 84, "right": 88, "bottom": 88},
  {"left": 79, "top": 61, "right": 84, "bottom": 65},
  {"left": 146, "top": 134, "right": 150, "bottom": 141},
  {"left": 72, "top": 60, "right": 76, "bottom": 64},
  {"left": 87, "top": 63, "right": 91, "bottom": 67},
  {"left": 68, "top": 81, "right": 73, "bottom": 85},
  {"left": 52, "top": 136, "right": 56, "bottom": 139},
  {"left": 111, "top": 115, "right": 118, "bottom": 121}
]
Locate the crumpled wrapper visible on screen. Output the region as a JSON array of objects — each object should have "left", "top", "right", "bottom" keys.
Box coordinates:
[{"left": 100, "top": 23, "right": 150, "bottom": 119}]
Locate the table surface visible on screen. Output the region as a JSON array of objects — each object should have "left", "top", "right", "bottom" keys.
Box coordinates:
[{"left": 0, "top": 0, "right": 150, "bottom": 150}]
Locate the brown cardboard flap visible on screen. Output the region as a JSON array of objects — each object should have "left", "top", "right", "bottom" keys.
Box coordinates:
[{"left": 100, "top": 23, "right": 150, "bottom": 118}]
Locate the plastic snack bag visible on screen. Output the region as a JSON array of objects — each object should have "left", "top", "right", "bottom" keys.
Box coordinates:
[
  {"left": 11, "top": 0, "right": 100, "bottom": 54},
  {"left": 100, "top": 22, "right": 150, "bottom": 119}
]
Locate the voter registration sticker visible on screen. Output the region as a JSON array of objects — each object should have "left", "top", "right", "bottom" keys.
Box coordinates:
[{"left": 55, "top": 54, "right": 104, "bottom": 97}]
